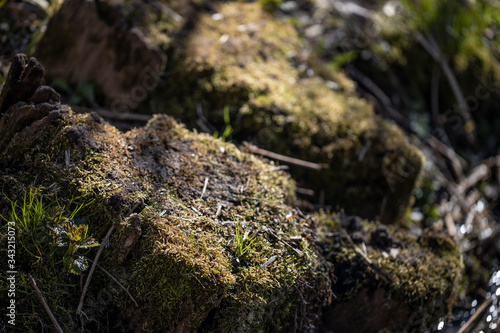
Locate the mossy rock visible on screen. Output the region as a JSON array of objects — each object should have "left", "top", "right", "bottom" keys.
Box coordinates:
[
  {"left": 148, "top": 2, "right": 426, "bottom": 224},
  {"left": 0, "top": 56, "right": 331, "bottom": 332},
  {"left": 316, "top": 212, "right": 463, "bottom": 332},
  {"left": 0, "top": 55, "right": 463, "bottom": 332},
  {"left": 35, "top": 0, "right": 424, "bottom": 224},
  {"left": 148, "top": 2, "right": 425, "bottom": 224}
]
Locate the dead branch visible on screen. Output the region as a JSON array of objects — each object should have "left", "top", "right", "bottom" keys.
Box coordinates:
[
  {"left": 77, "top": 224, "right": 115, "bottom": 316},
  {"left": 457, "top": 163, "right": 490, "bottom": 194},
  {"left": 426, "top": 136, "right": 467, "bottom": 181},
  {"left": 247, "top": 145, "right": 328, "bottom": 170},
  {"left": 85, "top": 258, "right": 138, "bottom": 307},
  {"left": 29, "top": 274, "right": 65, "bottom": 333},
  {"left": 346, "top": 65, "right": 410, "bottom": 131},
  {"left": 457, "top": 297, "right": 493, "bottom": 333},
  {"left": 265, "top": 226, "right": 304, "bottom": 257},
  {"left": 414, "top": 32, "right": 473, "bottom": 141}
]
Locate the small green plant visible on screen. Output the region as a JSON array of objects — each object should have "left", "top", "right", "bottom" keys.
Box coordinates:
[
  {"left": 234, "top": 222, "right": 257, "bottom": 259},
  {"left": 213, "top": 105, "right": 234, "bottom": 142},
  {"left": 1, "top": 189, "right": 98, "bottom": 275}
]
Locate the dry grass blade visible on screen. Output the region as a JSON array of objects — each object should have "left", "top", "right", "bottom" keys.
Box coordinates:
[{"left": 29, "top": 274, "right": 65, "bottom": 333}]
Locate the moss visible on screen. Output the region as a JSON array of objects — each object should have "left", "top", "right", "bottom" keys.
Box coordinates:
[
  {"left": 0, "top": 109, "right": 331, "bottom": 332},
  {"left": 316, "top": 212, "right": 463, "bottom": 331},
  {"left": 144, "top": 2, "right": 424, "bottom": 224}
]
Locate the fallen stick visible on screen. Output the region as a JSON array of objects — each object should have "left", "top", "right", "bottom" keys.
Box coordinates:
[
  {"left": 77, "top": 224, "right": 115, "bottom": 316},
  {"left": 457, "top": 163, "right": 490, "bottom": 194},
  {"left": 247, "top": 145, "right": 327, "bottom": 170},
  {"left": 457, "top": 297, "right": 493, "bottom": 333},
  {"left": 85, "top": 258, "right": 138, "bottom": 307},
  {"left": 29, "top": 274, "right": 64, "bottom": 333},
  {"left": 426, "top": 136, "right": 467, "bottom": 181},
  {"left": 414, "top": 32, "right": 471, "bottom": 124}
]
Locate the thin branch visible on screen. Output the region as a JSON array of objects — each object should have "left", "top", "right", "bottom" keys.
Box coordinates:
[
  {"left": 457, "top": 163, "right": 490, "bottom": 194},
  {"left": 261, "top": 165, "right": 289, "bottom": 173},
  {"left": 457, "top": 297, "right": 493, "bottom": 333},
  {"left": 426, "top": 136, "right": 467, "bottom": 181},
  {"left": 431, "top": 62, "right": 441, "bottom": 129},
  {"left": 29, "top": 274, "right": 64, "bottom": 333},
  {"left": 265, "top": 227, "right": 304, "bottom": 257},
  {"left": 346, "top": 65, "right": 411, "bottom": 132},
  {"left": 77, "top": 224, "right": 116, "bottom": 316},
  {"left": 414, "top": 32, "right": 473, "bottom": 136},
  {"left": 85, "top": 258, "right": 138, "bottom": 307},
  {"left": 247, "top": 145, "right": 328, "bottom": 170}
]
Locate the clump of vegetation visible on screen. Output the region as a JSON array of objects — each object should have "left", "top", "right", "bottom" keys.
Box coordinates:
[
  {"left": 1, "top": 188, "right": 97, "bottom": 275},
  {"left": 316, "top": 211, "right": 463, "bottom": 332},
  {"left": 0, "top": 188, "right": 97, "bottom": 331},
  {"left": 0, "top": 107, "right": 332, "bottom": 332},
  {"left": 144, "top": 2, "right": 423, "bottom": 223},
  {"left": 233, "top": 221, "right": 257, "bottom": 260}
]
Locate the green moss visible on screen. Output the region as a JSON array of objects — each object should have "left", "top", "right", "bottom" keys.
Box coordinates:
[
  {"left": 1, "top": 110, "right": 331, "bottom": 332},
  {"left": 144, "top": 2, "right": 424, "bottom": 223},
  {"left": 316, "top": 212, "right": 463, "bottom": 330}
]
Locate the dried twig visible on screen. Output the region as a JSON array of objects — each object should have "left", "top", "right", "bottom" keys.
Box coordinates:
[
  {"left": 261, "top": 165, "right": 289, "bottom": 173},
  {"left": 200, "top": 177, "right": 209, "bottom": 199},
  {"left": 29, "top": 274, "right": 64, "bottom": 333},
  {"left": 247, "top": 145, "right": 328, "bottom": 170},
  {"left": 340, "top": 229, "right": 393, "bottom": 284},
  {"left": 196, "top": 103, "right": 216, "bottom": 134},
  {"left": 77, "top": 224, "right": 116, "bottom": 316},
  {"left": 85, "top": 258, "right": 138, "bottom": 307},
  {"left": 430, "top": 62, "right": 441, "bottom": 129},
  {"left": 265, "top": 227, "right": 304, "bottom": 257},
  {"left": 426, "top": 136, "right": 467, "bottom": 181},
  {"left": 346, "top": 65, "right": 410, "bottom": 131},
  {"left": 457, "top": 298, "right": 493, "bottom": 333},
  {"left": 457, "top": 163, "right": 490, "bottom": 194},
  {"left": 414, "top": 32, "right": 473, "bottom": 139}
]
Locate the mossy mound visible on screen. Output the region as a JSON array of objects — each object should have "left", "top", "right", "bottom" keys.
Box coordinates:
[
  {"left": 34, "top": 0, "right": 424, "bottom": 224},
  {"left": 316, "top": 212, "right": 463, "bottom": 332},
  {"left": 0, "top": 55, "right": 463, "bottom": 333},
  {"left": 0, "top": 58, "right": 331, "bottom": 331},
  {"left": 143, "top": 2, "right": 424, "bottom": 224}
]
